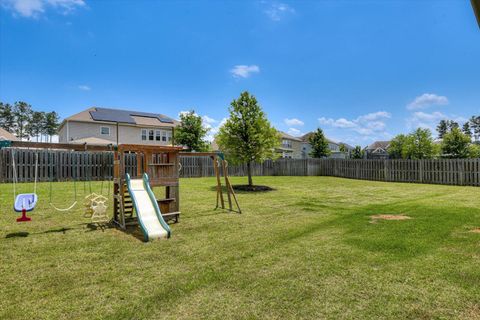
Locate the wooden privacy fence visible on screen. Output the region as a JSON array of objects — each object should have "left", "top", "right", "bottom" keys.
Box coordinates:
[
  {"left": 1, "top": 148, "right": 479, "bottom": 186},
  {"left": 180, "top": 157, "right": 480, "bottom": 186},
  {"left": 0, "top": 148, "right": 115, "bottom": 182}
]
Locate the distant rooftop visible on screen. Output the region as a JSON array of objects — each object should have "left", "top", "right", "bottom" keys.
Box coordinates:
[
  {"left": 61, "top": 107, "right": 178, "bottom": 128},
  {"left": 366, "top": 141, "right": 390, "bottom": 150},
  {"left": 279, "top": 131, "right": 303, "bottom": 141},
  {"left": 0, "top": 128, "right": 18, "bottom": 141}
]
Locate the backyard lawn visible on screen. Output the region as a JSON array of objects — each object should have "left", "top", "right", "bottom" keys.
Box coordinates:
[{"left": 0, "top": 176, "right": 479, "bottom": 319}]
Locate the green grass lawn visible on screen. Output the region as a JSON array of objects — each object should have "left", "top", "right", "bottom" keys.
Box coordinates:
[{"left": 1, "top": 176, "right": 479, "bottom": 319}]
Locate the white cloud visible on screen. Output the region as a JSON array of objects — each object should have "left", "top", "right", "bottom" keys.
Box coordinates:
[
  {"left": 284, "top": 118, "right": 304, "bottom": 127},
  {"left": 287, "top": 128, "right": 303, "bottom": 137},
  {"left": 78, "top": 84, "right": 90, "bottom": 91},
  {"left": 318, "top": 111, "right": 391, "bottom": 138},
  {"left": 264, "top": 2, "right": 295, "bottom": 21},
  {"left": 406, "top": 93, "right": 449, "bottom": 110},
  {"left": 230, "top": 65, "right": 260, "bottom": 78},
  {"left": 2, "top": 0, "right": 85, "bottom": 18},
  {"left": 406, "top": 111, "right": 466, "bottom": 132},
  {"left": 202, "top": 115, "right": 217, "bottom": 125},
  {"left": 204, "top": 117, "right": 227, "bottom": 142}
]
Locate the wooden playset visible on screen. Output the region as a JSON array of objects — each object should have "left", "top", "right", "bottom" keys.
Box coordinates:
[
  {"left": 2, "top": 141, "right": 241, "bottom": 240},
  {"left": 112, "top": 144, "right": 184, "bottom": 230}
]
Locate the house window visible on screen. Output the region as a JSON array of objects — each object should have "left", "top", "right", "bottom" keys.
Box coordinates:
[
  {"left": 100, "top": 126, "right": 110, "bottom": 135},
  {"left": 162, "top": 130, "right": 167, "bottom": 142},
  {"left": 155, "top": 130, "right": 161, "bottom": 141},
  {"left": 141, "top": 129, "right": 147, "bottom": 141},
  {"left": 149, "top": 130, "right": 154, "bottom": 141},
  {"left": 282, "top": 139, "right": 292, "bottom": 149},
  {"left": 167, "top": 130, "right": 172, "bottom": 142}
]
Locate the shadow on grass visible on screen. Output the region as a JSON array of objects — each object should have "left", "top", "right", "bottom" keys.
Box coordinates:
[
  {"left": 5, "top": 227, "right": 72, "bottom": 238},
  {"left": 5, "top": 232, "right": 29, "bottom": 238}
]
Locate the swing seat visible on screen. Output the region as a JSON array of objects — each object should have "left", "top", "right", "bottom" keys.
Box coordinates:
[{"left": 14, "top": 193, "right": 38, "bottom": 212}]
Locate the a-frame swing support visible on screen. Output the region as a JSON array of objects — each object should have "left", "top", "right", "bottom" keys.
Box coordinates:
[{"left": 180, "top": 152, "right": 241, "bottom": 214}]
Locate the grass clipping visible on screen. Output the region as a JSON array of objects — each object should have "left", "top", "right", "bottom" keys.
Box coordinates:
[{"left": 370, "top": 214, "right": 412, "bottom": 223}]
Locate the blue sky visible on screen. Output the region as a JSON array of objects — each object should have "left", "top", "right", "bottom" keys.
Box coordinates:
[{"left": 1, "top": 0, "right": 479, "bottom": 146}]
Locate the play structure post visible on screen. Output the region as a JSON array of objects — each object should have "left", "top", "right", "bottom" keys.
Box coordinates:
[
  {"left": 221, "top": 159, "right": 233, "bottom": 211},
  {"left": 212, "top": 155, "right": 225, "bottom": 209}
]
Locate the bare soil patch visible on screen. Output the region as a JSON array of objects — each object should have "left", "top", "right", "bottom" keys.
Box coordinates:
[
  {"left": 469, "top": 228, "right": 480, "bottom": 234},
  {"left": 370, "top": 214, "right": 412, "bottom": 222}
]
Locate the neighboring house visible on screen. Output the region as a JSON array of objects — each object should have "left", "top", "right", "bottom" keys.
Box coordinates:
[
  {"left": 0, "top": 128, "right": 18, "bottom": 141},
  {"left": 276, "top": 131, "right": 303, "bottom": 159},
  {"left": 364, "top": 141, "right": 390, "bottom": 159},
  {"left": 58, "top": 107, "right": 179, "bottom": 146},
  {"left": 300, "top": 132, "right": 353, "bottom": 159}
]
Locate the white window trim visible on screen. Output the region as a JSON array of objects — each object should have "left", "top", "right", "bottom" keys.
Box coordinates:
[
  {"left": 100, "top": 126, "right": 110, "bottom": 136},
  {"left": 141, "top": 129, "right": 147, "bottom": 141}
]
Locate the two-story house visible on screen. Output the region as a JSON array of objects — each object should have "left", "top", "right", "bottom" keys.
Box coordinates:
[
  {"left": 364, "top": 141, "right": 390, "bottom": 159},
  {"left": 58, "top": 107, "right": 179, "bottom": 146},
  {"left": 276, "top": 131, "right": 303, "bottom": 159}
]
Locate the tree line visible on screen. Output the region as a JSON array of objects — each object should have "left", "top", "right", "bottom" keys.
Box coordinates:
[
  {"left": 436, "top": 117, "right": 480, "bottom": 141},
  {"left": 389, "top": 126, "right": 480, "bottom": 160},
  {"left": 0, "top": 101, "right": 60, "bottom": 142}
]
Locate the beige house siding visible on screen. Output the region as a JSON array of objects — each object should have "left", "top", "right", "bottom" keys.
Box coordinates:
[
  {"left": 277, "top": 136, "right": 303, "bottom": 159},
  {"left": 58, "top": 121, "right": 174, "bottom": 146}
]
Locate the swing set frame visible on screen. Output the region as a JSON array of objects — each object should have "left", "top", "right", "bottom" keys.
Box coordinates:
[{"left": 3, "top": 141, "right": 241, "bottom": 228}]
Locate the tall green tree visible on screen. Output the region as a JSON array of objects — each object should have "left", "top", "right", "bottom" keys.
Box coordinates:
[
  {"left": 216, "top": 91, "right": 279, "bottom": 186},
  {"left": 350, "top": 146, "right": 364, "bottom": 159},
  {"left": 0, "top": 102, "right": 16, "bottom": 133},
  {"left": 470, "top": 115, "right": 480, "bottom": 142},
  {"left": 441, "top": 127, "right": 471, "bottom": 158},
  {"left": 308, "top": 128, "right": 330, "bottom": 158},
  {"left": 13, "top": 101, "right": 32, "bottom": 140},
  {"left": 462, "top": 122, "right": 472, "bottom": 139},
  {"left": 436, "top": 120, "right": 448, "bottom": 139},
  {"left": 388, "top": 134, "right": 408, "bottom": 159},
  {"left": 44, "top": 111, "right": 60, "bottom": 142},
  {"left": 469, "top": 144, "right": 480, "bottom": 158},
  {"left": 174, "top": 111, "right": 209, "bottom": 152},
  {"left": 26, "top": 111, "right": 46, "bottom": 141},
  {"left": 447, "top": 120, "right": 459, "bottom": 131},
  {"left": 339, "top": 143, "right": 348, "bottom": 153},
  {"left": 403, "top": 128, "right": 436, "bottom": 159}
]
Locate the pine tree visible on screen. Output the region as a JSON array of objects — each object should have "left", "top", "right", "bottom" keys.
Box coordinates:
[
  {"left": 13, "top": 101, "right": 32, "bottom": 140},
  {"left": 26, "top": 111, "right": 46, "bottom": 141},
  {"left": 0, "top": 102, "right": 16, "bottom": 133},
  {"left": 44, "top": 111, "right": 60, "bottom": 142},
  {"left": 436, "top": 120, "right": 448, "bottom": 139},
  {"left": 462, "top": 122, "right": 472, "bottom": 139},
  {"left": 351, "top": 146, "right": 364, "bottom": 159},
  {"left": 308, "top": 128, "right": 330, "bottom": 158}
]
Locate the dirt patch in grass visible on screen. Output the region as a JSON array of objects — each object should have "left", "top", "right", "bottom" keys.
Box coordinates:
[
  {"left": 232, "top": 185, "right": 275, "bottom": 192},
  {"left": 469, "top": 228, "right": 480, "bottom": 234},
  {"left": 370, "top": 214, "right": 412, "bottom": 222}
]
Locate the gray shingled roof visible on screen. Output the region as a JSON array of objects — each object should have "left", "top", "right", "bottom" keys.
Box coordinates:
[{"left": 366, "top": 141, "right": 390, "bottom": 150}]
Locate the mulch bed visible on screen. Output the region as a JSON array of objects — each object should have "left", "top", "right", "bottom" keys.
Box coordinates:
[{"left": 232, "top": 185, "right": 275, "bottom": 192}]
